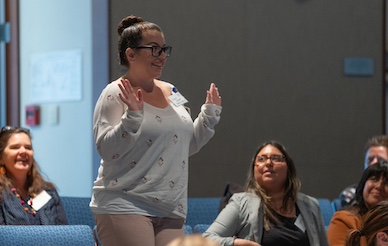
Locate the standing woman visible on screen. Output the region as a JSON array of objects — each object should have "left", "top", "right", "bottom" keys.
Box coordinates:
[
  {"left": 90, "top": 15, "right": 222, "bottom": 246},
  {"left": 0, "top": 126, "right": 68, "bottom": 225},
  {"left": 203, "top": 141, "right": 328, "bottom": 246}
]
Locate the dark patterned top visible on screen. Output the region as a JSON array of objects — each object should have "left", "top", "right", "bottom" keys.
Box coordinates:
[{"left": 0, "top": 188, "right": 68, "bottom": 225}]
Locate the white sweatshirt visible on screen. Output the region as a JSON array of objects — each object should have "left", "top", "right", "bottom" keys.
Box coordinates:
[{"left": 90, "top": 80, "right": 222, "bottom": 219}]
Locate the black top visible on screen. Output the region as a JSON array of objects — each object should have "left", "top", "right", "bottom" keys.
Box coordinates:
[{"left": 261, "top": 207, "right": 310, "bottom": 246}]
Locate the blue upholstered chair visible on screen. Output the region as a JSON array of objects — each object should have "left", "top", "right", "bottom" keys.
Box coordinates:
[
  {"left": 60, "top": 197, "right": 101, "bottom": 244},
  {"left": 186, "top": 198, "right": 221, "bottom": 228},
  {"left": 188, "top": 198, "right": 335, "bottom": 233},
  {"left": 331, "top": 198, "right": 342, "bottom": 212},
  {"left": 0, "top": 225, "right": 95, "bottom": 246},
  {"left": 193, "top": 224, "right": 211, "bottom": 234},
  {"left": 184, "top": 224, "right": 193, "bottom": 234},
  {"left": 317, "top": 198, "right": 334, "bottom": 229},
  {"left": 60, "top": 196, "right": 95, "bottom": 228}
]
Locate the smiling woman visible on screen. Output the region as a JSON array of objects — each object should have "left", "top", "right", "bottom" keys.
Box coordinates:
[
  {"left": 90, "top": 15, "right": 222, "bottom": 246},
  {"left": 0, "top": 126, "right": 68, "bottom": 225},
  {"left": 327, "top": 161, "right": 388, "bottom": 245}
]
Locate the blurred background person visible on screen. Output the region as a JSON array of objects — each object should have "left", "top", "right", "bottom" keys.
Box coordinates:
[
  {"left": 346, "top": 201, "right": 388, "bottom": 246},
  {"left": 167, "top": 235, "right": 220, "bottom": 246},
  {"left": 0, "top": 126, "right": 68, "bottom": 225}
]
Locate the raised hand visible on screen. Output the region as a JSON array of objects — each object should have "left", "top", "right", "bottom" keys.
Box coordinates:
[
  {"left": 118, "top": 78, "right": 144, "bottom": 111},
  {"left": 205, "top": 83, "right": 222, "bottom": 106}
]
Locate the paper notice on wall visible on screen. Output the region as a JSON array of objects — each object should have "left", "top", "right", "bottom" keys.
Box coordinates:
[{"left": 29, "top": 50, "right": 82, "bottom": 102}]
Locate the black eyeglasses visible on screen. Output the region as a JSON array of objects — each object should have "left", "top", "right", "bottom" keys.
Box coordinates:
[
  {"left": 255, "top": 155, "right": 285, "bottom": 166},
  {"left": 135, "top": 45, "right": 172, "bottom": 57}
]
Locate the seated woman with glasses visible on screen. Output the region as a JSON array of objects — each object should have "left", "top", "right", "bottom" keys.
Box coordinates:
[
  {"left": 203, "top": 140, "right": 328, "bottom": 246},
  {"left": 328, "top": 161, "right": 388, "bottom": 245},
  {"left": 346, "top": 201, "right": 388, "bottom": 246},
  {"left": 0, "top": 126, "right": 68, "bottom": 225}
]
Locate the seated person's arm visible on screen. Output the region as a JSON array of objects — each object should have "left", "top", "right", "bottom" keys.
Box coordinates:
[
  {"left": 203, "top": 195, "right": 260, "bottom": 246},
  {"left": 327, "top": 210, "right": 359, "bottom": 246}
]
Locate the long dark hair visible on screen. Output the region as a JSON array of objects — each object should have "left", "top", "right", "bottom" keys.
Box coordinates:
[
  {"left": 0, "top": 127, "right": 54, "bottom": 201},
  {"left": 245, "top": 140, "right": 301, "bottom": 230}
]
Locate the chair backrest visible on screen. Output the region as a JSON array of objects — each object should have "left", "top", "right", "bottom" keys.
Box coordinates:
[
  {"left": 186, "top": 197, "right": 221, "bottom": 228},
  {"left": 193, "top": 224, "right": 211, "bottom": 234},
  {"left": 331, "top": 198, "right": 342, "bottom": 212},
  {"left": 184, "top": 224, "right": 193, "bottom": 234},
  {"left": 60, "top": 196, "right": 95, "bottom": 228},
  {"left": 317, "top": 198, "right": 334, "bottom": 227},
  {"left": 0, "top": 225, "right": 95, "bottom": 246}
]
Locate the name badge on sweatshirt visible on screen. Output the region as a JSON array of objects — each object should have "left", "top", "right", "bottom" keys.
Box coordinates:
[
  {"left": 169, "top": 87, "right": 188, "bottom": 107},
  {"left": 31, "top": 190, "right": 52, "bottom": 211},
  {"left": 294, "top": 214, "right": 306, "bottom": 232}
]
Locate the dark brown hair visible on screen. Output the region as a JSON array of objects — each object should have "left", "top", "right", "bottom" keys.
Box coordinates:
[
  {"left": 117, "top": 15, "right": 163, "bottom": 66},
  {"left": 365, "top": 135, "right": 388, "bottom": 151},
  {"left": 245, "top": 140, "right": 301, "bottom": 230},
  {"left": 346, "top": 201, "right": 388, "bottom": 246}
]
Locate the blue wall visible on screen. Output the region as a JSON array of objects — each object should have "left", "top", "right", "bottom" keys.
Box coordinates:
[{"left": 19, "top": 0, "right": 108, "bottom": 197}]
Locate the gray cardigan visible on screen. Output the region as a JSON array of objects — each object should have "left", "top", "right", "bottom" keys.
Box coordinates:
[{"left": 203, "top": 192, "right": 328, "bottom": 246}]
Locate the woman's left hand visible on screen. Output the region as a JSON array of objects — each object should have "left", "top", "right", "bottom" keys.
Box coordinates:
[{"left": 205, "top": 83, "right": 222, "bottom": 106}]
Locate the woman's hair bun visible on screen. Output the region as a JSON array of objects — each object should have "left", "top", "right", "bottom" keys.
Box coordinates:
[{"left": 117, "top": 15, "right": 144, "bottom": 35}]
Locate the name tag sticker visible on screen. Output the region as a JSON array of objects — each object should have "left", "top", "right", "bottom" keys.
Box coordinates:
[
  {"left": 294, "top": 214, "right": 306, "bottom": 232},
  {"left": 31, "top": 190, "right": 52, "bottom": 211},
  {"left": 169, "top": 92, "right": 188, "bottom": 107}
]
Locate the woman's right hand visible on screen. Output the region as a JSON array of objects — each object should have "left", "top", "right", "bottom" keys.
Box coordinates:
[
  {"left": 234, "top": 239, "right": 261, "bottom": 246},
  {"left": 118, "top": 78, "right": 144, "bottom": 111}
]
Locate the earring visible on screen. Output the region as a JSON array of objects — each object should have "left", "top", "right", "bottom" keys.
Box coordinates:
[{"left": 0, "top": 166, "right": 6, "bottom": 175}]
